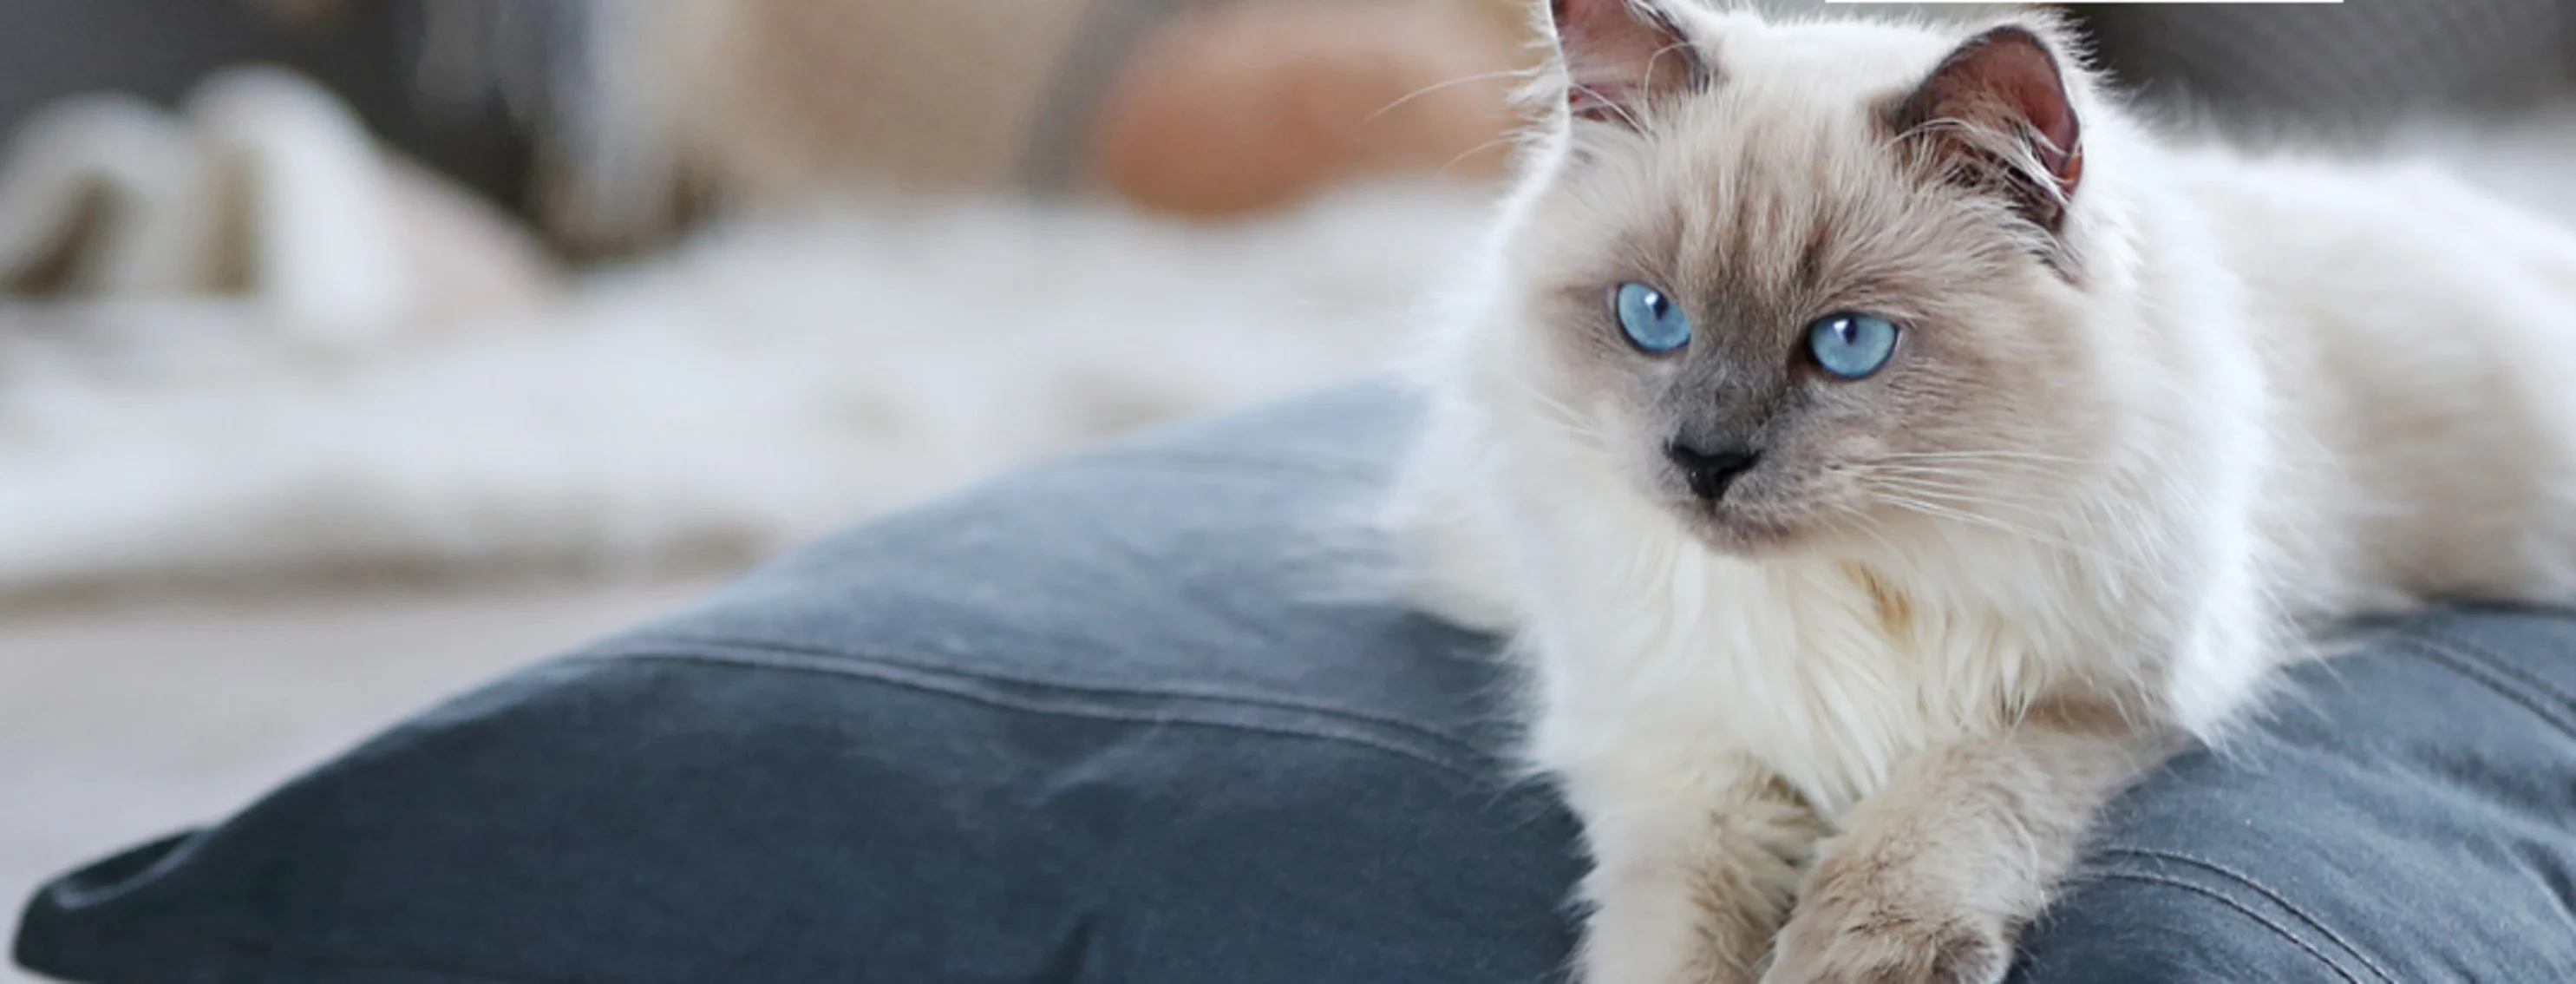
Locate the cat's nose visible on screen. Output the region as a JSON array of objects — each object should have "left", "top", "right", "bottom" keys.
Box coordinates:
[{"left": 1665, "top": 441, "right": 1762, "bottom": 501}]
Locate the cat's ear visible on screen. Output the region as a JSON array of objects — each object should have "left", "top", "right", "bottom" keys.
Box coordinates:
[
  {"left": 1892, "top": 24, "right": 2085, "bottom": 233},
  {"left": 1549, "top": 0, "right": 1709, "bottom": 127}
]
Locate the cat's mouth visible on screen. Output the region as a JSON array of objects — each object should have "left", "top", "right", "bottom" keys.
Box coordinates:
[
  {"left": 1646, "top": 455, "right": 1809, "bottom": 555},
  {"left": 1666, "top": 497, "right": 1808, "bottom": 557}
]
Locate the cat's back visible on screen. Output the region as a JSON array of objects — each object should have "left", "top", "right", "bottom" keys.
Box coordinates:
[
  {"left": 2167, "top": 148, "right": 2576, "bottom": 305},
  {"left": 2165, "top": 147, "right": 2576, "bottom": 607}
]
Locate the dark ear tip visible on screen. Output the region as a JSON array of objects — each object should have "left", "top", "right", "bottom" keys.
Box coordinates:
[
  {"left": 1974, "top": 24, "right": 2052, "bottom": 49},
  {"left": 1948, "top": 24, "right": 2068, "bottom": 78},
  {"left": 1926, "top": 22, "right": 2080, "bottom": 115},
  {"left": 1976, "top": 16, "right": 2107, "bottom": 84},
  {"left": 1896, "top": 16, "right": 2089, "bottom": 235}
]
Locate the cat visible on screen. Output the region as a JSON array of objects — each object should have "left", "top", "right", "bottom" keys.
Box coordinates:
[{"left": 1389, "top": 2, "right": 2576, "bottom": 982}]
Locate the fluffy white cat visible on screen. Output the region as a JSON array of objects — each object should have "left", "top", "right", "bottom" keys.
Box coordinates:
[{"left": 1390, "top": 3, "right": 2576, "bottom": 981}]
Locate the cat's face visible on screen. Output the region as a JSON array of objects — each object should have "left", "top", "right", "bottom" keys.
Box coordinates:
[{"left": 1503, "top": 3, "right": 2113, "bottom": 556}]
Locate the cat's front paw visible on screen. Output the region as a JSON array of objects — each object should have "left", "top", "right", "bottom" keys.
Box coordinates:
[
  {"left": 1757, "top": 862, "right": 2011, "bottom": 984},
  {"left": 1576, "top": 875, "right": 1773, "bottom": 984}
]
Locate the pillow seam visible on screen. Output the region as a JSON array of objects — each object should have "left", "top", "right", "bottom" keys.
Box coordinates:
[
  {"left": 582, "top": 647, "right": 1501, "bottom": 781},
  {"left": 598, "top": 630, "right": 1492, "bottom": 754},
  {"left": 2089, "top": 847, "right": 2398, "bottom": 984},
  {"left": 2069, "top": 870, "right": 2366, "bottom": 984},
  {"left": 22, "top": 922, "right": 560, "bottom": 984}
]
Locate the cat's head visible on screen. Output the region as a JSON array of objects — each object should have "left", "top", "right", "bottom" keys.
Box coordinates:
[{"left": 1493, "top": 0, "right": 2133, "bottom": 557}]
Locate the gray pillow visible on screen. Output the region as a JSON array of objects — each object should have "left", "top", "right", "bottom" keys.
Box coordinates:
[
  {"left": 17, "top": 383, "right": 2576, "bottom": 983},
  {"left": 16, "top": 384, "right": 1587, "bottom": 984},
  {"left": 2078, "top": 0, "right": 2576, "bottom": 135}
]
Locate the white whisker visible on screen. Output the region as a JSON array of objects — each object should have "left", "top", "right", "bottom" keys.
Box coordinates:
[
  {"left": 1877, "top": 449, "right": 2090, "bottom": 466},
  {"left": 1863, "top": 480, "right": 2148, "bottom": 575},
  {"left": 1498, "top": 372, "right": 1611, "bottom": 448},
  {"left": 1367, "top": 69, "right": 1533, "bottom": 124},
  {"left": 1436, "top": 134, "right": 1525, "bottom": 179}
]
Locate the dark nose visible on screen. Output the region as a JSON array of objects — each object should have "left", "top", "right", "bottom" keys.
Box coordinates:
[{"left": 1666, "top": 441, "right": 1761, "bottom": 501}]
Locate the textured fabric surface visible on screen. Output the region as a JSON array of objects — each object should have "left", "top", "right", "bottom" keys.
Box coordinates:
[
  {"left": 2023, "top": 607, "right": 2576, "bottom": 982},
  {"left": 2078, "top": 0, "right": 2576, "bottom": 135},
  {"left": 17, "top": 384, "right": 2576, "bottom": 982}
]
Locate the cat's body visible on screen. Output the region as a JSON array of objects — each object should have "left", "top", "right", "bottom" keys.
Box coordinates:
[{"left": 1393, "top": 4, "right": 2576, "bottom": 982}]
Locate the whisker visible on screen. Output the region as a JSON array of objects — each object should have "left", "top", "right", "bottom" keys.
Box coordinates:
[
  {"left": 1823, "top": 505, "right": 1910, "bottom": 563},
  {"left": 1877, "top": 449, "right": 2090, "bottom": 466},
  {"left": 1436, "top": 134, "right": 1526, "bottom": 178},
  {"left": 1368, "top": 69, "right": 1533, "bottom": 124},
  {"left": 1496, "top": 372, "right": 1611, "bottom": 448},
  {"left": 1864, "top": 475, "right": 2059, "bottom": 513},
  {"left": 1863, "top": 483, "right": 2148, "bottom": 575},
  {"left": 1867, "top": 469, "right": 1997, "bottom": 487},
  {"left": 1883, "top": 466, "right": 2150, "bottom": 546},
  {"left": 1877, "top": 495, "right": 2076, "bottom": 553}
]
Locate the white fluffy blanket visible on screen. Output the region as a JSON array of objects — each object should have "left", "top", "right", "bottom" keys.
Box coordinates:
[
  {"left": 0, "top": 185, "right": 1490, "bottom": 597},
  {"left": 3, "top": 68, "right": 2568, "bottom": 601}
]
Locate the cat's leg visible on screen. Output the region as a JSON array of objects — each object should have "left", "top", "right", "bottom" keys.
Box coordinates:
[
  {"left": 1569, "top": 752, "right": 1827, "bottom": 984},
  {"left": 1760, "top": 705, "right": 2175, "bottom": 984}
]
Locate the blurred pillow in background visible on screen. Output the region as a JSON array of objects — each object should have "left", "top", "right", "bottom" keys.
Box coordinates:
[
  {"left": 1087, "top": 0, "right": 1527, "bottom": 220},
  {"left": 525, "top": 0, "right": 1535, "bottom": 251},
  {"left": 523, "top": 0, "right": 2031, "bottom": 251},
  {"left": 97, "top": 0, "right": 2560, "bottom": 255},
  {"left": 2074, "top": 0, "right": 2576, "bottom": 138}
]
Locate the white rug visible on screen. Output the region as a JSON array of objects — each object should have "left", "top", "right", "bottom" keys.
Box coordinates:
[
  {"left": 5, "top": 96, "right": 2572, "bottom": 603},
  {"left": 0, "top": 183, "right": 1495, "bottom": 599}
]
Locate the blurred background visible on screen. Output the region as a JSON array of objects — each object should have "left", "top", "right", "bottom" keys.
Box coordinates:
[{"left": 2, "top": 1, "right": 2573, "bottom": 977}]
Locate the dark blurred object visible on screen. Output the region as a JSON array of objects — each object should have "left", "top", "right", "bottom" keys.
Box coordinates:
[
  {"left": 0, "top": 0, "right": 537, "bottom": 216},
  {"left": 2073, "top": 0, "right": 2576, "bottom": 138}
]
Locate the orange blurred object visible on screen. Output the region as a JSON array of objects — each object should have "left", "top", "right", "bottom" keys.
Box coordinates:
[{"left": 1090, "top": 0, "right": 1530, "bottom": 218}]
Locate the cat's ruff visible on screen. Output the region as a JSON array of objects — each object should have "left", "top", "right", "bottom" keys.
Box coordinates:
[{"left": 1396, "top": 3, "right": 2576, "bottom": 982}]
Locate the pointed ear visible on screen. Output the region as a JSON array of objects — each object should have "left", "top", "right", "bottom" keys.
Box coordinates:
[
  {"left": 1549, "top": 0, "right": 1709, "bottom": 126},
  {"left": 1892, "top": 25, "right": 2085, "bottom": 233}
]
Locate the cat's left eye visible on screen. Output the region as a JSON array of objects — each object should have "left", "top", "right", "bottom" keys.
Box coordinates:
[
  {"left": 1806, "top": 312, "right": 1900, "bottom": 379},
  {"left": 1613, "top": 282, "right": 1692, "bottom": 354}
]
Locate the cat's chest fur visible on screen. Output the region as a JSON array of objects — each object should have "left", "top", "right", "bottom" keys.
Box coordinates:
[{"left": 1523, "top": 518, "right": 2057, "bottom": 817}]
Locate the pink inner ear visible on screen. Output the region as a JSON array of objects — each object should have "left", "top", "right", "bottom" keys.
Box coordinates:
[
  {"left": 1552, "top": 0, "right": 1701, "bottom": 124},
  {"left": 1988, "top": 38, "right": 2082, "bottom": 188},
  {"left": 1913, "top": 27, "right": 2083, "bottom": 195}
]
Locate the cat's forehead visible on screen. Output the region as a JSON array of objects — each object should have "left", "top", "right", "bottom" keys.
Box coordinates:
[
  {"left": 1665, "top": 15, "right": 1965, "bottom": 162},
  {"left": 1584, "top": 117, "right": 1925, "bottom": 307},
  {"left": 1585, "top": 18, "right": 1956, "bottom": 184},
  {"left": 1527, "top": 13, "right": 2034, "bottom": 318},
  {"left": 1681, "top": 12, "right": 1963, "bottom": 98}
]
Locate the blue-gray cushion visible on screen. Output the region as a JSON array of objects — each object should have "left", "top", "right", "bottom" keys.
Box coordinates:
[{"left": 17, "top": 382, "right": 2576, "bottom": 983}]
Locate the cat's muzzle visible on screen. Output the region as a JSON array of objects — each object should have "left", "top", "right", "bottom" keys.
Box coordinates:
[{"left": 1665, "top": 440, "right": 1762, "bottom": 502}]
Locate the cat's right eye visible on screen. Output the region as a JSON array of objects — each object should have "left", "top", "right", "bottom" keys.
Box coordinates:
[
  {"left": 1613, "top": 282, "right": 1691, "bottom": 354},
  {"left": 1807, "top": 312, "right": 1901, "bottom": 379}
]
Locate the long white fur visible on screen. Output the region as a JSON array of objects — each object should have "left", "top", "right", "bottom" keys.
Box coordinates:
[{"left": 1393, "top": 4, "right": 2576, "bottom": 981}]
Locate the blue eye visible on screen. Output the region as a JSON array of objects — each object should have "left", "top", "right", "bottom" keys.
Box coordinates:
[
  {"left": 1807, "top": 312, "right": 1900, "bottom": 379},
  {"left": 1614, "top": 282, "right": 1691, "bottom": 354}
]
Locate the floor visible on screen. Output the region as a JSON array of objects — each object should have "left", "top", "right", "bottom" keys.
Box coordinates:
[{"left": 0, "top": 580, "right": 716, "bottom": 982}]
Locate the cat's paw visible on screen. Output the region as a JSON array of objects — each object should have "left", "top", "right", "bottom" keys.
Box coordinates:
[
  {"left": 1573, "top": 865, "right": 1777, "bottom": 984},
  {"left": 1757, "top": 865, "right": 2011, "bottom": 984}
]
